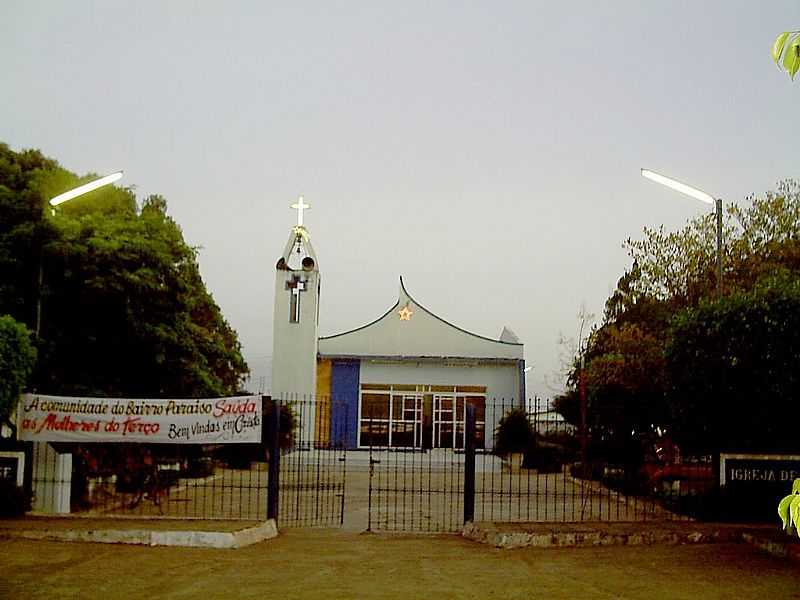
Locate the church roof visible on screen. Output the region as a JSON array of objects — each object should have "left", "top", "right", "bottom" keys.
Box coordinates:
[{"left": 318, "top": 277, "right": 523, "bottom": 361}]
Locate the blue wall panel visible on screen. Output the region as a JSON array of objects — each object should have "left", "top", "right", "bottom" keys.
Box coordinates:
[{"left": 331, "top": 360, "right": 360, "bottom": 448}]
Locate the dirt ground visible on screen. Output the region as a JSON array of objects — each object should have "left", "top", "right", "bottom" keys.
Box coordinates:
[{"left": 1, "top": 528, "right": 798, "bottom": 600}]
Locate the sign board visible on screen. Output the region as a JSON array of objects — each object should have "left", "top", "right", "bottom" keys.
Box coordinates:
[
  {"left": 720, "top": 453, "right": 800, "bottom": 487},
  {"left": 18, "top": 394, "right": 262, "bottom": 444},
  {"left": 719, "top": 453, "right": 800, "bottom": 521},
  {"left": 0, "top": 451, "right": 25, "bottom": 487}
]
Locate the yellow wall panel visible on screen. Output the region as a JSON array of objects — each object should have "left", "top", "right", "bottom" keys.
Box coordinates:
[{"left": 315, "top": 358, "right": 332, "bottom": 446}]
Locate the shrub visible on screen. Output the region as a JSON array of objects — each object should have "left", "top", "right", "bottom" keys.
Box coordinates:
[
  {"left": 267, "top": 402, "right": 298, "bottom": 451},
  {"left": 0, "top": 478, "right": 32, "bottom": 517},
  {"left": 221, "top": 401, "right": 297, "bottom": 468},
  {"left": 494, "top": 408, "right": 533, "bottom": 456},
  {"left": 523, "top": 442, "right": 562, "bottom": 473}
]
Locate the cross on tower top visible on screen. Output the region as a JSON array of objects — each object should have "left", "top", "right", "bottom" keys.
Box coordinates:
[{"left": 290, "top": 195, "right": 310, "bottom": 227}]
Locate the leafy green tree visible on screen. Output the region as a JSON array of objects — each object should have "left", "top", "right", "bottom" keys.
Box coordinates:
[
  {"left": 772, "top": 31, "right": 800, "bottom": 80},
  {"left": 0, "top": 144, "right": 61, "bottom": 328},
  {"left": 0, "top": 315, "right": 37, "bottom": 418},
  {"left": 666, "top": 273, "right": 800, "bottom": 454},
  {"left": 559, "top": 181, "right": 800, "bottom": 454},
  {"left": 623, "top": 181, "right": 800, "bottom": 306},
  {"left": 0, "top": 143, "right": 248, "bottom": 398},
  {"left": 556, "top": 265, "right": 672, "bottom": 433},
  {"left": 582, "top": 322, "right": 668, "bottom": 436},
  {"left": 623, "top": 213, "right": 735, "bottom": 308}
]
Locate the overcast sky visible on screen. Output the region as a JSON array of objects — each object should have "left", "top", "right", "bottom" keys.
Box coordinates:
[{"left": 2, "top": 1, "right": 798, "bottom": 399}]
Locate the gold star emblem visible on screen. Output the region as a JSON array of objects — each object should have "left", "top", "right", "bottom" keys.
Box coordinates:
[{"left": 398, "top": 305, "right": 413, "bottom": 321}]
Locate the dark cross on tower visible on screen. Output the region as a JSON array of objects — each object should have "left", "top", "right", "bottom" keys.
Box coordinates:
[{"left": 286, "top": 275, "right": 307, "bottom": 323}]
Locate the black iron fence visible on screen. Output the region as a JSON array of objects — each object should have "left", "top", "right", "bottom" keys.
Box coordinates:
[
  {"left": 22, "top": 397, "right": 347, "bottom": 527},
  {"left": 17, "top": 395, "right": 716, "bottom": 531},
  {"left": 273, "top": 397, "right": 347, "bottom": 527},
  {"left": 27, "top": 438, "right": 270, "bottom": 520},
  {"left": 365, "top": 397, "right": 715, "bottom": 532}
]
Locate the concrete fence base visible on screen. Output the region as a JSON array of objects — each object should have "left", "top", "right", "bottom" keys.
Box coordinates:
[
  {"left": 0, "top": 519, "right": 277, "bottom": 549},
  {"left": 463, "top": 521, "right": 751, "bottom": 550}
]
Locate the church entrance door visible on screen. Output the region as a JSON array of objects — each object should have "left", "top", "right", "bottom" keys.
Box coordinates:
[{"left": 432, "top": 395, "right": 465, "bottom": 449}]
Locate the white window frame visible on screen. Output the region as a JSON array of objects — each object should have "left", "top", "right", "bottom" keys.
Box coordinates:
[{"left": 358, "top": 384, "right": 486, "bottom": 449}]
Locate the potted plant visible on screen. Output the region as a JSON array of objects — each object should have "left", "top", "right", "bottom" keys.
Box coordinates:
[{"left": 494, "top": 408, "right": 533, "bottom": 470}]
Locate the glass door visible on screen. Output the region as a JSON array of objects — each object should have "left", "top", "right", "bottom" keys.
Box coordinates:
[
  {"left": 391, "top": 393, "right": 423, "bottom": 448},
  {"left": 433, "top": 395, "right": 471, "bottom": 448}
]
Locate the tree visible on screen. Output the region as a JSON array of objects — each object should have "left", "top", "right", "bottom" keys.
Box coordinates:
[
  {"left": 772, "top": 31, "right": 800, "bottom": 80},
  {"left": 0, "top": 143, "right": 248, "bottom": 398},
  {"left": 562, "top": 181, "right": 800, "bottom": 455},
  {"left": 666, "top": 273, "right": 800, "bottom": 454},
  {"left": 582, "top": 322, "right": 668, "bottom": 435},
  {"left": 623, "top": 212, "right": 736, "bottom": 308},
  {"left": 625, "top": 180, "right": 800, "bottom": 304},
  {"left": 0, "top": 315, "right": 36, "bottom": 418},
  {"left": 556, "top": 267, "right": 671, "bottom": 434},
  {"left": 0, "top": 144, "right": 61, "bottom": 328}
]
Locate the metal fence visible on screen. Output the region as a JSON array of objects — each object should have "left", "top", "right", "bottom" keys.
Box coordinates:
[
  {"left": 365, "top": 397, "right": 714, "bottom": 532},
  {"left": 29, "top": 439, "right": 270, "bottom": 520},
  {"left": 19, "top": 395, "right": 714, "bottom": 532},
  {"left": 274, "top": 397, "right": 347, "bottom": 527},
  {"left": 23, "top": 397, "right": 348, "bottom": 527}
]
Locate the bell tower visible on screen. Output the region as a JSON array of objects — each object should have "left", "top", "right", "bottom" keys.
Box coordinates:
[{"left": 271, "top": 196, "right": 320, "bottom": 420}]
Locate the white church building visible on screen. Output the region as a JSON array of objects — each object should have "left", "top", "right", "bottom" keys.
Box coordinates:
[{"left": 271, "top": 199, "right": 526, "bottom": 450}]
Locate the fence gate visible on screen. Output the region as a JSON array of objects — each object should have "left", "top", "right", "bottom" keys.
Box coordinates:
[
  {"left": 364, "top": 398, "right": 707, "bottom": 532},
  {"left": 364, "top": 404, "right": 471, "bottom": 533},
  {"left": 274, "top": 397, "right": 348, "bottom": 527}
]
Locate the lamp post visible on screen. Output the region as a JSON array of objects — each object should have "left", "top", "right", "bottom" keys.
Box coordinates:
[
  {"left": 641, "top": 168, "right": 726, "bottom": 491},
  {"left": 35, "top": 171, "right": 124, "bottom": 336},
  {"left": 523, "top": 365, "right": 533, "bottom": 413},
  {"left": 641, "top": 169, "right": 723, "bottom": 298}
]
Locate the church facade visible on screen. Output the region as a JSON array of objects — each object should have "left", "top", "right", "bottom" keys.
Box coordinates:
[{"left": 271, "top": 200, "right": 525, "bottom": 450}]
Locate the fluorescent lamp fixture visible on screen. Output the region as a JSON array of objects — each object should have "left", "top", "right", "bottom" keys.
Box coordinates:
[
  {"left": 49, "top": 171, "right": 124, "bottom": 207},
  {"left": 641, "top": 169, "right": 715, "bottom": 206}
]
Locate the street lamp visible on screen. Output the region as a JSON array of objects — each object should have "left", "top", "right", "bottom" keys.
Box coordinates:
[
  {"left": 35, "top": 171, "right": 124, "bottom": 335},
  {"left": 48, "top": 171, "right": 123, "bottom": 209},
  {"left": 641, "top": 169, "right": 723, "bottom": 298},
  {"left": 523, "top": 366, "right": 533, "bottom": 413}
]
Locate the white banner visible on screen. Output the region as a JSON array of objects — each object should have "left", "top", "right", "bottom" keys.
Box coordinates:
[{"left": 18, "top": 394, "right": 262, "bottom": 444}]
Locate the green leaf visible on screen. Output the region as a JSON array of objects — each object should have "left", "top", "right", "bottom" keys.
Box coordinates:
[
  {"left": 779, "top": 494, "right": 794, "bottom": 530},
  {"left": 791, "top": 496, "right": 800, "bottom": 537},
  {"left": 782, "top": 34, "right": 799, "bottom": 71},
  {"left": 788, "top": 36, "right": 800, "bottom": 79},
  {"left": 773, "top": 32, "right": 790, "bottom": 64}
]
